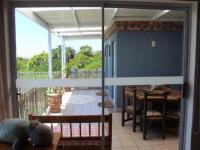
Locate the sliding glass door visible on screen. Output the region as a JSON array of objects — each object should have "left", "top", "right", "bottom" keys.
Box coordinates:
[{"left": 13, "top": 2, "right": 195, "bottom": 150}]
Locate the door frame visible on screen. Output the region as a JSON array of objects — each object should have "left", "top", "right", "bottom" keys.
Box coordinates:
[
  {"left": 8, "top": 1, "right": 197, "bottom": 150},
  {"left": 191, "top": 2, "right": 200, "bottom": 150}
]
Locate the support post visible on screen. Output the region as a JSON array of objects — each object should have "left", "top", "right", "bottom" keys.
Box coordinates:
[
  {"left": 61, "top": 38, "right": 66, "bottom": 78},
  {"left": 48, "top": 31, "right": 52, "bottom": 79},
  {"left": 101, "top": 5, "right": 105, "bottom": 150},
  {"left": 64, "top": 43, "right": 66, "bottom": 78}
]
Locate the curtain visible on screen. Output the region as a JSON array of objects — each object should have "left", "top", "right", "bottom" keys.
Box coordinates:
[
  {"left": 0, "top": 0, "right": 18, "bottom": 120},
  {"left": 0, "top": 60, "right": 9, "bottom": 120}
]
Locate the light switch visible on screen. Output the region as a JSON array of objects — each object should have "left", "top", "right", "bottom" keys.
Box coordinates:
[{"left": 151, "top": 40, "right": 156, "bottom": 47}]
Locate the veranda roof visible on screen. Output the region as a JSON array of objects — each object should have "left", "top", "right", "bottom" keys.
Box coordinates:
[{"left": 17, "top": 7, "right": 185, "bottom": 40}]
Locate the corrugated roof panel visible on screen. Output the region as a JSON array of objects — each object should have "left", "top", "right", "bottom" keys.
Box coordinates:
[{"left": 36, "top": 10, "right": 76, "bottom": 25}]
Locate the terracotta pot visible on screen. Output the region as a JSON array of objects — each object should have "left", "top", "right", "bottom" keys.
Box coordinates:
[
  {"left": 47, "top": 93, "right": 62, "bottom": 113},
  {"left": 64, "top": 87, "right": 71, "bottom": 92}
]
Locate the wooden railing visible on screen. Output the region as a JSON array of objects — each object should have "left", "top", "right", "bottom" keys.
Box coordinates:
[
  {"left": 29, "top": 114, "right": 112, "bottom": 150},
  {"left": 18, "top": 88, "right": 48, "bottom": 119}
]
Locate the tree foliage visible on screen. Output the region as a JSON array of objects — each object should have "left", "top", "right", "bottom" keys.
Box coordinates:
[
  {"left": 66, "top": 53, "right": 91, "bottom": 70},
  {"left": 84, "top": 51, "right": 102, "bottom": 70},
  {"left": 66, "top": 47, "right": 76, "bottom": 63},
  {"left": 52, "top": 45, "right": 61, "bottom": 72},
  {"left": 66, "top": 46, "right": 102, "bottom": 76},
  {"left": 79, "top": 45, "right": 93, "bottom": 57},
  {"left": 16, "top": 57, "right": 29, "bottom": 72},
  {"left": 17, "top": 46, "right": 62, "bottom": 72},
  {"left": 16, "top": 45, "right": 102, "bottom": 75},
  {"left": 27, "top": 51, "right": 48, "bottom": 72}
]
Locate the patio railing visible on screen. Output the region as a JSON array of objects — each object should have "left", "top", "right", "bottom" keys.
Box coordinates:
[
  {"left": 17, "top": 70, "right": 101, "bottom": 79},
  {"left": 17, "top": 72, "right": 61, "bottom": 79},
  {"left": 18, "top": 88, "right": 48, "bottom": 119},
  {"left": 70, "top": 69, "right": 102, "bottom": 78}
]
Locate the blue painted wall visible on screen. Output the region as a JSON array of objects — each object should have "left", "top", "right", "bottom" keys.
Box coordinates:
[
  {"left": 106, "top": 30, "right": 183, "bottom": 108},
  {"left": 117, "top": 31, "right": 183, "bottom": 77}
]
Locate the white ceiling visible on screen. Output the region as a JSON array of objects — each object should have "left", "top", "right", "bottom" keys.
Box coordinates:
[{"left": 17, "top": 7, "right": 185, "bottom": 40}]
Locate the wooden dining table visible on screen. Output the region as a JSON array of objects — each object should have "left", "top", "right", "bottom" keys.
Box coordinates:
[{"left": 124, "top": 86, "right": 181, "bottom": 102}]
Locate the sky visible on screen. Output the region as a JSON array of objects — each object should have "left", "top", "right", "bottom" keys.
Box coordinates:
[{"left": 15, "top": 10, "right": 101, "bottom": 58}]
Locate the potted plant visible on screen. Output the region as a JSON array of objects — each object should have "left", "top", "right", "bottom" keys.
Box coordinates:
[{"left": 46, "top": 87, "right": 62, "bottom": 113}]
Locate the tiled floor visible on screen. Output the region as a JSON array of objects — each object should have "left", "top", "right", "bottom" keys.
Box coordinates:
[{"left": 112, "top": 113, "right": 179, "bottom": 150}]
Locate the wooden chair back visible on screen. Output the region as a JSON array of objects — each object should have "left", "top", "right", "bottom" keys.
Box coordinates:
[
  {"left": 140, "top": 90, "right": 169, "bottom": 140},
  {"left": 143, "top": 90, "right": 168, "bottom": 119}
]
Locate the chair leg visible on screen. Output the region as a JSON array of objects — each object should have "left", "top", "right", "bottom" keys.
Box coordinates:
[
  {"left": 122, "top": 110, "right": 125, "bottom": 126},
  {"left": 143, "top": 119, "right": 147, "bottom": 140},
  {"left": 127, "top": 96, "right": 131, "bottom": 119},
  {"left": 122, "top": 89, "right": 125, "bottom": 127},
  {"left": 162, "top": 119, "right": 166, "bottom": 139},
  {"left": 133, "top": 114, "right": 136, "bottom": 132},
  {"left": 127, "top": 113, "right": 130, "bottom": 119},
  {"left": 140, "top": 116, "right": 143, "bottom": 132}
]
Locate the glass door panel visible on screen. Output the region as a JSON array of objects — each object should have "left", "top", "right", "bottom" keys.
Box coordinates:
[{"left": 104, "top": 6, "right": 186, "bottom": 149}]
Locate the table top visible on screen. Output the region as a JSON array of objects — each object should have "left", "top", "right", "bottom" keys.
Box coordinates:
[
  {"left": 58, "top": 90, "right": 110, "bottom": 116},
  {"left": 0, "top": 133, "right": 61, "bottom": 150},
  {"left": 124, "top": 87, "right": 181, "bottom": 102}
]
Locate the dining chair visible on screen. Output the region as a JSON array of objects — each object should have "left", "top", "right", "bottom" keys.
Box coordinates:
[
  {"left": 140, "top": 90, "right": 168, "bottom": 140},
  {"left": 166, "top": 108, "right": 180, "bottom": 132},
  {"left": 166, "top": 88, "right": 181, "bottom": 132},
  {"left": 121, "top": 86, "right": 142, "bottom": 132}
]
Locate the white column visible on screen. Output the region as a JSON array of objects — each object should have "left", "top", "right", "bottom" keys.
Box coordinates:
[
  {"left": 63, "top": 41, "right": 66, "bottom": 76},
  {"left": 48, "top": 31, "right": 53, "bottom": 79},
  {"left": 61, "top": 38, "right": 66, "bottom": 78}
]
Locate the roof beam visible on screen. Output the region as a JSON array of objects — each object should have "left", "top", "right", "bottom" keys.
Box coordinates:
[
  {"left": 63, "top": 35, "right": 101, "bottom": 41},
  {"left": 49, "top": 24, "right": 101, "bottom": 29},
  {"left": 71, "top": 8, "right": 80, "bottom": 28},
  {"left": 60, "top": 31, "right": 101, "bottom": 36},
  {"left": 105, "top": 8, "right": 118, "bottom": 32},
  {"left": 151, "top": 10, "right": 170, "bottom": 20},
  {"left": 17, "top": 9, "right": 49, "bottom": 30},
  {"left": 107, "top": 8, "right": 118, "bottom": 25},
  {"left": 51, "top": 27, "right": 102, "bottom": 32},
  {"left": 71, "top": 7, "right": 82, "bottom": 37}
]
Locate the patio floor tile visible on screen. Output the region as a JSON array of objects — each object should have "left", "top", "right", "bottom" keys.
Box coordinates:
[
  {"left": 152, "top": 144, "right": 170, "bottom": 150},
  {"left": 137, "top": 145, "right": 154, "bottom": 150},
  {"left": 166, "top": 143, "right": 179, "bottom": 150},
  {"left": 135, "top": 140, "right": 151, "bottom": 146},
  {"left": 112, "top": 112, "right": 178, "bottom": 150},
  {"left": 119, "top": 134, "right": 133, "bottom": 140},
  {"left": 123, "top": 146, "right": 139, "bottom": 150},
  {"left": 112, "top": 139, "right": 122, "bottom": 147},
  {"left": 120, "top": 139, "right": 137, "bottom": 147},
  {"left": 112, "top": 147, "right": 124, "bottom": 150}
]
